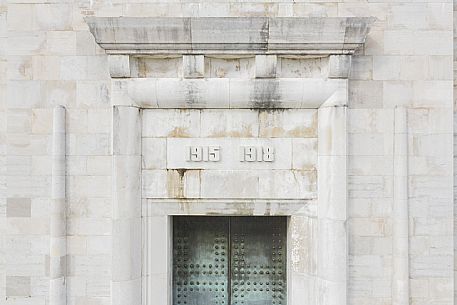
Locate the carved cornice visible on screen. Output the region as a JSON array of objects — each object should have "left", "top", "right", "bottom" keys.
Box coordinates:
[{"left": 85, "top": 17, "right": 375, "bottom": 55}]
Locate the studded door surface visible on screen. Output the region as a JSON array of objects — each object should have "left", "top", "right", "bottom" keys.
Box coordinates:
[
  {"left": 173, "top": 217, "right": 229, "bottom": 305},
  {"left": 230, "top": 217, "right": 287, "bottom": 305},
  {"left": 173, "top": 216, "right": 287, "bottom": 305}
]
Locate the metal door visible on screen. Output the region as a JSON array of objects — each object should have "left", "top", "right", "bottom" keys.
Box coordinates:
[
  {"left": 173, "top": 217, "right": 229, "bottom": 305},
  {"left": 173, "top": 216, "right": 286, "bottom": 305},
  {"left": 230, "top": 217, "right": 287, "bottom": 305}
]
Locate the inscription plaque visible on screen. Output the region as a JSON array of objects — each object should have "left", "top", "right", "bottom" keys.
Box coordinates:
[{"left": 166, "top": 138, "right": 291, "bottom": 169}]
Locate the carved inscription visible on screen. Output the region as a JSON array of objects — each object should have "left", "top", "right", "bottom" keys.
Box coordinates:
[
  {"left": 186, "top": 145, "right": 274, "bottom": 162},
  {"left": 186, "top": 146, "right": 221, "bottom": 162},
  {"left": 166, "top": 139, "right": 292, "bottom": 170},
  {"left": 239, "top": 146, "right": 274, "bottom": 162}
]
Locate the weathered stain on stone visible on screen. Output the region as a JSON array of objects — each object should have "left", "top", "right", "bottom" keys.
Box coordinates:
[
  {"left": 168, "top": 127, "right": 192, "bottom": 138},
  {"left": 184, "top": 81, "right": 199, "bottom": 106},
  {"left": 167, "top": 169, "right": 186, "bottom": 198},
  {"left": 232, "top": 202, "right": 255, "bottom": 215},
  {"left": 259, "top": 110, "right": 317, "bottom": 137},
  {"left": 251, "top": 80, "right": 281, "bottom": 108},
  {"left": 206, "top": 126, "right": 255, "bottom": 138}
]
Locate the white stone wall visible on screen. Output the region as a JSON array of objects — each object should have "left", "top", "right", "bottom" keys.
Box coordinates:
[{"left": 1, "top": 2, "right": 454, "bottom": 305}]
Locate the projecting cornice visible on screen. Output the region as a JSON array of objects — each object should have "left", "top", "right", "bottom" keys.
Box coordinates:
[{"left": 85, "top": 17, "right": 376, "bottom": 55}]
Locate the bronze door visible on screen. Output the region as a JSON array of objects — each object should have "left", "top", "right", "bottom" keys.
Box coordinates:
[{"left": 173, "top": 216, "right": 287, "bottom": 305}]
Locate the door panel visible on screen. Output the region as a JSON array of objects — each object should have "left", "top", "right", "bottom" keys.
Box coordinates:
[
  {"left": 230, "top": 217, "right": 287, "bottom": 305},
  {"left": 173, "top": 217, "right": 229, "bottom": 305}
]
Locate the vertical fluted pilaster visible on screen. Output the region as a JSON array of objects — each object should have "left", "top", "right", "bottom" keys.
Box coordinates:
[
  {"left": 392, "top": 107, "right": 410, "bottom": 305},
  {"left": 112, "top": 106, "right": 142, "bottom": 305},
  {"left": 50, "top": 106, "right": 66, "bottom": 305},
  {"left": 317, "top": 102, "right": 348, "bottom": 305}
]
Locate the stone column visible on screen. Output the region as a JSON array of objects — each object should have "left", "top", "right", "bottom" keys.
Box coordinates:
[
  {"left": 316, "top": 55, "right": 350, "bottom": 305},
  {"left": 392, "top": 107, "right": 409, "bottom": 305},
  {"left": 50, "top": 106, "right": 66, "bottom": 305},
  {"left": 317, "top": 102, "right": 348, "bottom": 305},
  {"left": 112, "top": 106, "right": 142, "bottom": 305}
]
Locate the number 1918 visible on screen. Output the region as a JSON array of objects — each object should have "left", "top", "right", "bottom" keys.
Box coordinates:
[{"left": 240, "top": 146, "right": 274, "bottom": 162}]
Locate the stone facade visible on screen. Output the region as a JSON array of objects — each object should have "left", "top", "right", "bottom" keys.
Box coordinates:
[{"left": 0, "top": 3, "right": 454, "bottom": 305}]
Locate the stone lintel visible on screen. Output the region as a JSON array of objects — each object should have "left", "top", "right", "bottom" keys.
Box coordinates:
[
  {"left": 112, "top": 78, "right": 348, "bottom": 109},
  {"left": 85, "top": 17, "right": 376, "bottom": 55}
]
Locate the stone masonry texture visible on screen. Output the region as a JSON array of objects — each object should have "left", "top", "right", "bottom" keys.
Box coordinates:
[{"left": 1, "top": 1, "right": 455, "bottom": 305}]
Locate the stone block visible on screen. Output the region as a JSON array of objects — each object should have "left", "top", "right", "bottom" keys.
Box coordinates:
[
  {"left": 142, "top": 109, "right": 200, "bottom": 138},
  {"left": 67, "top": 109, "right": 88, "bottom": 134},
  {"left": 46, "top": 31, "right": 76, "bottom": 56},
  {"left": 382, "top": 81, "right": 413, "bottom": 108},
  {"left": 144, "top": 216, "right": 169, "bottom": 275},
  {"left": 205, "top": 57, "right": 254, "bottom": 78},
  {"left": 412, "top": 80, "right": 453, "bottom": 108},
  {"left": 87, "top": 236, "right": 111, "bottom": 255},
  {"left": 142, "top": 170, "right": 168, "bottom": 199},
  {"left": 31, "top": 109, "right": 53, "bottom": 135},
  {"left": 349, "top": 80, "right": 383, "bottom": 108},
  {"left": 190, "top": 17, "right": 268, "bottom": 44},
  {"left": 328, "top": 55, "right": 351, "bottom": 79},
  {"left": 166, "top": 169, "right": 200, "bottom": 198},
  {"left": 7, "top": 32, "right": 46, "bottom": 56},
  {"left": 34, "top": 4, "right": 72, "bottom": 31},
  {"left": 318, "top": 106, "right": 347, "bottom": 156},
  {"left": 108, "top": 55, "right": 130, "bottom": 78},
  {"left": 6, "top": 276, "right": 31, "bottom": 297},
  {"left": 7, "top": 198, "right": 31, "bottom": 218},
  {"left": 67, "top": 133, "right": 110, "bottom": 156},
  {"left": 255, "top": 55, "right": 277, "bottom": 78},
  {"left": 374, "top": 56, "right": 426, "bottom": 81},
  {"left": 349, "top": 218, "right": 386, "bottom": 237},
  {"left": 318, "top": 155, "right": 347, "bottom": 220},
  {"left": 349, "top": 56, "right": 372, "bottom": 80},
  {"left": 411, "top": 255, "right": 452, "bottom": 278},
  {"left": 131, "top": 57, "right": 182, "bottom": 78},
  {"left": 292, "top": 138, "right": 317, "bottom": 170},
  {"left": 111, "top": 278, "right": 141, "bottom": 305},
  {"left": 384, "top": 30, "right": 452, "bottom": 56},
  {"left": 7, "top": 4, "right": 33, "bottom": 31},
  {"left": 113, "top": 106, "right": 141, "bottom": 155},
  {"left": 76, "top": 31, "right": 97, "bottom": 56},
  {"left": 156, "top": 78, "right": 230, "bottom": 108},
  {"left": 76, "top": 81, "right": 110, "bottom": 108},
  {"left": 201, "top": 170, "right": 259, "bottom": 199},
  {"left": 67, "top": 236, "right": 87, "bottom": 256},
  {"left": 7, "top": 109, "right": 31, "bottom": 134},
  {"left": 259, "top": 170, "right": 316, "bottom": 199},
  {"left": 86, "top": 156, "right": 111, "bottom": 175},
  {"left": 200, "top": 109, "right": 259, "bottom": 137},
  {"left": 146, "top": 274, "right": 168, "bottom": 305},
  {"left": 142, "top": 170, "right": 200, "bottom": 199},
  {"left": 142, "top": 138, "right": 167, "bottom": 169},
  {"left": 183, "top": 55, "right": 204, "bottom": 78},
  {"left": 31, "top": 156, "right": 52, "bottom": 175},
  {"left": 113, "top": 155, "right": 141, "bottom": 220},
  {"left": 112, "top": 218, "right": 142, "bottom": 281},
  {"left": 86, "top": 276, "right": 110, "bottom": 297},
  {"left": 426, "top": 55, "right": 453, "bottom": 80},
  {"left": 60, "top": 56, "right": 87, "bottom": 80},
  {"left": 278, "top": 57, "right": 328, "bottom": 78},
  {"left": 7, "top": 81, "right": 42, "bottom": 109},
  {"left": 259, "top": 109, "right": 317, "bottom": 138},
  {"left": 349, "top": 133, "right": 392, "bottom": 156},
  {"left": 8, "top": 56, "right": 32, "bottom": 80}
]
